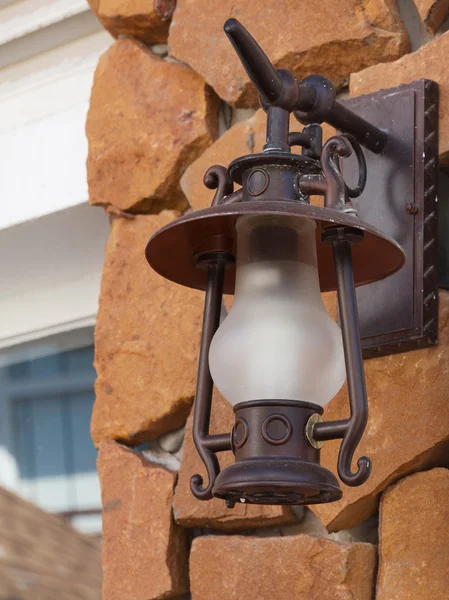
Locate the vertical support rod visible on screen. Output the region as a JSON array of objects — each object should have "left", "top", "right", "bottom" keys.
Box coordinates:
[
  {"left": 332, "top": 238, "right": 371, "bottom": 486},
  {"left": 190, "top": 259, "right": 227, "bottom": 499},
  {"left": 264, "top": 106, "right": 290, "bottom": 152}
]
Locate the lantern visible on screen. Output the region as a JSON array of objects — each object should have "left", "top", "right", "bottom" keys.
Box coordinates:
[{"left": 145, "top": 19, "right": 439, "bottom": 507}]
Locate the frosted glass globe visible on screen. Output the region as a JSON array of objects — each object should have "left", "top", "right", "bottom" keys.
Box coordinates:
[{"left": 209, "top": 215, "right": 346, "bottom": 407}]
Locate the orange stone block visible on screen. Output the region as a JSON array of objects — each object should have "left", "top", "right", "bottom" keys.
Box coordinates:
[
  {"left": 92, "top": 212, "right": 204, "bottom": 446},
  {"left": 190, "top": 534, "right": 376, "bottom": 599},
  {"left": 169, "top": 0, "right": 408, "bottom": 107},
  {"left": 98, "top": 440, "right": 188, "bottom": 600},
  {"left": 377, "top": 468, "right": 449, "bottom": 599},
  {"left": 88, "top": 0, "right": 176, "bottom": 43},
  {"left": 87, "top": 39, "right": 218, "bottom": 213},
  {"left": 313, "top": 291, "right": 449, "bottom": 532}
]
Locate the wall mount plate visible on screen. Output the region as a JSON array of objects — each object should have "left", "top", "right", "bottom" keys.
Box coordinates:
[{"left": 340, "top": 79, "right": 439, "bottom": 359}]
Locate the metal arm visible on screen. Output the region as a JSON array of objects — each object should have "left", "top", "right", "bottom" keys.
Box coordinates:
[
  {"left": 315, "top": 228, "right": 372, "bottom": 487},
  {"left": 332, "top": 236, "right": 371, "bottom": 486},
  {"left": 224, "top": 18, "right": 387, "bottom": 153},
  {"left": 190, "top": 253, "right": 233, "bottom": 500}
]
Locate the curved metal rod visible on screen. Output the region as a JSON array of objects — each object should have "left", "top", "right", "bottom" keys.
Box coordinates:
[
  {"left": 288, "top": 131, "right": 312, "bottom": 149},
  {"left": 190, "top": 259, "right": 229, "bottom": 500},
  {"left": 331, "top": 235, "right": 371, "bottom": 487},
  {"left": 321, "top": 136, "right": 352, "bottom": 210},
  {"left": 338, "top": 134, "right": 367, "bottom": 198},
  {"left": 190, "top": 456, "right": 220, "bottom": 500},
  {"left": 299, "top": 135, "right": 352, "bottom": 201},
  {"left": 302, "top": 124, "right": 323, "bottom": 159},
  {"left": 299, "top": 134, "right": 365, "bottom": 213},
  {"left": 204, "top": 165, "right": 234, "bottom": 206}
]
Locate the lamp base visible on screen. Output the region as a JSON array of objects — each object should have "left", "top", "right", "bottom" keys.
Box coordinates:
[
  {"left": 213, "top": 458, "right": 342, "bottom": 506},
  {"left": 210, "top": 399, "right": 342, "bottom": 507}
]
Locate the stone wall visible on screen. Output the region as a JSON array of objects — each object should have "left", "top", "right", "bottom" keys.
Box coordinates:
[{"left": 86, "top": 1, "right": 449, "bottom": 598}]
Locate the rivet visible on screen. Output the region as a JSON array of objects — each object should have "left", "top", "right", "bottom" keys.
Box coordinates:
[
  {"left": 261, "top": 414, "right": 292, "bottom": 445},
  {"left": 305, "top": 414, "right": 324, "bottom": 450},
  {"left": 247, "top": 169, "right": 269, "bottom": 196},
  {"left": 405, "top": 203, "right": 418, "bottom": 214},
  {"left": 233, "top": 417, "right": 249, "bottom": 449}
]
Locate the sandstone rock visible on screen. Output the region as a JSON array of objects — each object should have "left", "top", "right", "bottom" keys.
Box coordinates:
[
  {"left": 181, "top": 109, "right": 335, "bottom": 211},
  {"left": 181, "top": 110, "right": 265, "bottom": 210},
  {"left": 169, "top": 0, "right": 408, "bottom": 107},
  {"left": 91, "top": 212, "right": 204, "bottom": 446},
  {"left": 173, "top": 390, "right": 296, "bottom": 530},
  {"left": 98, "top": 440, "right": 188, "bottom": 600},
  {"left": 88, "top": 0, "right": 176, "bottom": 43},
  {"left": 351, "top": 31, "right": 449, "bottom": 164},
  {"left": 87, "top": 38, "right": 218, "bottom": 213},
  {"left": 190, "top": 534, "right": 376, "bottom": 599},
  {"left": 313, "top": 290, "right": 449, "bottom": 532},
  {"left": 377, "top": 468, "right": 449, "bottom": 599},
  {"left": 413, "top": 0, "right": 449, "bottom": 32}
]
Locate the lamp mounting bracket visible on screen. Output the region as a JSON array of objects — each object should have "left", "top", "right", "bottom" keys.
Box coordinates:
[
  {"left": 224, "top": 17, "right": 439, "bottom": 358},
  {"left": 339, "top": 79, "right": 439, "bottom": 358}
]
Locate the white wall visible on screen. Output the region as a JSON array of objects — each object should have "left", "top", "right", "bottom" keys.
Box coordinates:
[
  {"left": 0, "top": 203, "right": 110, "bottom": 348},
  {"left": 0, "top": 2, "right": 113, "bottom": 345},
  {"left": 0, "top": 27, "right": 112, "bottom": 229}
]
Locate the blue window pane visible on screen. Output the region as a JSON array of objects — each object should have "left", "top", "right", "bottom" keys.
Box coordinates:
[
  {"left": 68, "top": 392, "right": 97, "bottom": 475},
  {"left": 58, "top": 346, "right": 95, "bottom": 376},
  {"left": 66, "top": 347, "right": 95, "bottom": 375},
  {"left": 5, "top": 344, "right": 98, "bottom": 515},
  {"left": 29, "top": 353, "right": 61, "bottom": 378},
  {"left": 13, "top": 398, "right": 35, "bottom": 480},
  {"left": 8, "top": 361, "right": 30, "bottom": 380}
]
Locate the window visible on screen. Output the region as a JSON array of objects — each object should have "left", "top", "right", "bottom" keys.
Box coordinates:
[{"left": 0, "top": 329, "right": 101, "bottom": 535}]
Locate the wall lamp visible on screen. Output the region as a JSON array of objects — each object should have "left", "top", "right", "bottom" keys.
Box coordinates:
[{"left": 146, "top": 19, "right": 439, "bottom": 507}]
